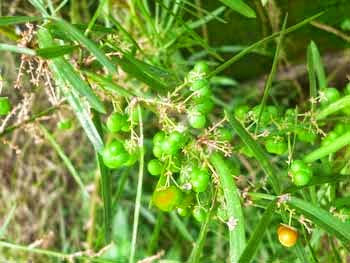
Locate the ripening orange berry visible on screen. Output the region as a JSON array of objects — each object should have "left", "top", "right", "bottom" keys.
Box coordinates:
[{"left": 277, "top": 224, "right": 298, "bottom": 247}]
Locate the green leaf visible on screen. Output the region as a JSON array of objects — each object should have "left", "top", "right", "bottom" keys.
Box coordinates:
[
  {"left": 0, "top": 16, "right": 42, "bottom": 26},
  {"left": 309, "top": 41, "right": 327, "bottom": 91},
  {"left": 256, "top": 15, "right": 287, "bottom": 131},
  {"left": 169, "top": 212, "right": 194, "bottom": 243},
  {"left": 210, "top": 153, "right": 246, "bottom": 262},
  {"left": 219, "top": 0, "right": 256, "bottom": 18},
  {"left": 51, "top": 19, "right": 117, "bottom": 74},
  {"left": 307, "top": 41, "right": 317, "bottom": 112},
  {"left": 37, "top": 29, "right": 106, "bottom": 113},
  {"left": 112, "top": 55, "right": 169, "bottom": 91},
  {"left": 288, "top": 197, "right": 350, "bottom": 245},
  {"left": 39, "top": 125, "right": 88, "bottom": 197},
  {"left": 37, "top": 28, "right": 104, "bottom": 152},
  {"left": 85, "top": 71, "right": 135, "bottom": 98},
  {"left": 0, "top": 204, "right": 16, "bottom": 238},
  {"left": 0, "top": 44, "right": 36, "bottom": 56},
  {"left": 36, "top": 45, "right": 77, "bottom": 59},
  {"left": 304, "top": 132, "right": 350, "bottom": 163},
  {"left": 92, "top": 110, "right": 112, "bottom": 244},
  {"left": 238, "top": 200, "right": 277, "bottom": 263},
  {"left": 227, "top": 113, "right": 281, "bottom": 194},
  {"left": 188, "top": 201, "right": 214, "bottom": 263},
  {"left": 316, "top": 95, "right": 350, "bottom": 120}
]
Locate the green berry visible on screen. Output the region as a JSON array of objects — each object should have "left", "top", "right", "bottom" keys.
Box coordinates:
[
  {"left": 124, "top": 151, "right": 138, "bottom": 167},
  {"left": 152, "top": 186, "right": 183, "bottom": 212},
  {"left": 190, "top": 79, "right": 209, "bottom": 91},
  {"left": 265, "top": 137, "right": 287, "bottom": 155},
  {"left": 290, "top": 160, "right": 312, "bottom": 186},
  {"left": 321, "top": 88, "right": 340, "bottom": 106},
  {"left": 177, "top": 207, "right": 190, "bottom": 217},
  {"left": 234, "top": 105, "right": 249, "bottom": 121},
  {"left": 153, "top": 145, "right": 163, "bottom": 158},
  {"left": 194, "top": 86, "right": 212, "bottom": 100},
  {"left": 153, "top": 131, "right": 166, "bottom": 145},
  {"left": 193, "top": 61, "right": 209, "bottom": 74},
  {"left": 0, "top": 97, "right": 11, "bottom": 116},
  {"left": 190, "top": 167, "right": 210, "bottom": 192},
  {"left": 193, "top": 99, "right": 214, "bottom": 114},
  {"left": 147, "top": 159, "right": 163, "bottom": 176},
  {"left": 102, "top": 140, "right": 130, "bottom": 169},
  {"left": 106, "top": 113, "right": 126, "bottom": 133},
  {"left": 188, "top": 112, "right": 206, "bottom": 129},
  {"left": 192, "top": 206, "right": 207, "bottom": 222}
]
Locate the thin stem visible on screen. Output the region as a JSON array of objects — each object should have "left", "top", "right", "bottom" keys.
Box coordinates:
[
  {"left": 304, "top": 132, "right": 350, "bottom": 163},
  {"left": 129, "top": 104, "right": 145, "bottom": 263},
  {"left": 208, "top": 11, "right": 324, "bottom": 77},
  {"left": 0, "top": 104, "right": 61, "bottom": 138},
  {"left": 0, "top": 241, "right": 112, "bottom": 262}
]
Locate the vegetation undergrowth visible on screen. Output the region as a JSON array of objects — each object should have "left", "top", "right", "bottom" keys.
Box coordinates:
[{"left": 1, "top": 1, "right": 350, "bottom": 262}]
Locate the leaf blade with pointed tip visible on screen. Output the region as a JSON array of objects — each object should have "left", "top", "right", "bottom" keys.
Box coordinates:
[
  {"left": 52, "top": 19, "right": 117, "bottom": 74},
  {"left": 227, "top": 113, "right": 281, "bottom": 194},
  {"left": 36, "top": 45, "right": 77, "bottom": 59},
  {"left": 288, "top": 197, "right": 350, "bottom": 245},
  {"left": 219, "top": 0, "right": 256, "bottom": 18},
  {"left": 238, "top": 200, "right": 277, "bottom": 263},
  {"left": 0, "top": 16, "right": 42, "bottom": 26}
]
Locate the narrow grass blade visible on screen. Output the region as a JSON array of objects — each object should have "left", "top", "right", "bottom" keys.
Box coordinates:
[
  {"left": 84, "top": 0, "right": 107, "bottom": 36},
  {"left": 85, "top": 71, "right": 135, "bottom": 97},
  {"left": 40, "top": 125, "right": 88, "bottom": 197},
  {"left": 0, "top": 241, "right": 117, "bottom": 262},
  {"left": 0, "top": 16, "right": 42, "bottom": 26},
  {"left": 130, "top": 105, "right": 145, "bottom": 263},
  {"left": 288, "top": 197, "right": 350, "bottom": 245},
  {"left": 238, "top": 200, "right": 277, "bottom": 263},
  {"left": 210, "top": 153, "right": 246, "bottom": 262},
  {"left": 227, "top": 113, "right": 281, "bottom": 194},
  {"left": 37, "top": 28, "right": 106, "bottom": 113},
  {"left": 169, "top": 212, "right": 194, "bottom": 243},
  {"left": 54, "top": 58, "right": 106, "bottom": 113},
  {"left": 108, "top": 15, "right": 142, "bottom": 53},
  {"left": 316, "top": 95, "right": 350, "bottom": 120},
  {"left": 36, "top": 45, "right": 77, "bottom": 58},
  {"left": 307, "top": 42, "right": 317, "bottom": 112},
  {"left": 37, "top": 28, "right": 104, "bottom": 152},
  {"left": 113, "top": 55, "right": 168, "bottom": 91},
  {"left": 256, "top": 15, "right": 287, "bottom": 132},
  {"left": 209, "top": 11, "right": 324, "bottom": 77},
  {"left": 0, "top": 44, "right": 36, "bottom": 56},
  {"left": 219, "top": 0, "right": 256, "bottom": 18},
  {"left": 52, "top": 19, "right": 117, "bottom": 74},
  {"left": 92, "top": 111, "right": 112, "bottom": 244},
  {"left": 304, "top": 132, "right": 350, "bottom": 163},
  {"left": 0, "top": 204, "right": 16, "bottom": 238},
  {"left": 188, "top": 197, "right": 215, "bottom": 263},
  {"left": 28, "top": 0, "right": 49, "bottom": 16},
  {"left": 309, "top": 41, "right": 327, "bottom": 91},
  {"left": 188, "top": 6, "right": 226, "bottom": 30}
]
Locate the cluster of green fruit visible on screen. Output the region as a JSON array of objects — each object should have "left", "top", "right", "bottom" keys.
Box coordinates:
[
  {"left": 99, "top": 62, "right": 229, "bottom": 222},
  {"left": 186, "top": 62, "right": 214, "bottom": 129},
  {"left": 102, "top": 112, "right": 138, "bottom": 169},
  {"left": 232, "top": 85, "right": 350, "bottom": 187}
]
